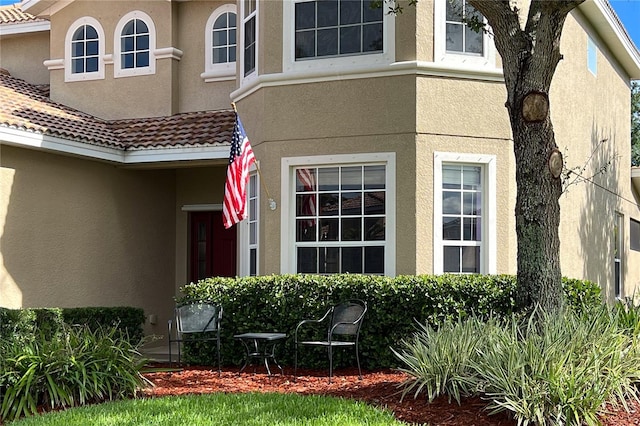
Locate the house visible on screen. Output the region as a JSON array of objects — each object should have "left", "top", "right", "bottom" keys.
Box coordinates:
[{"left": 1, "top": 0, "right": 639, "bottom": 345}]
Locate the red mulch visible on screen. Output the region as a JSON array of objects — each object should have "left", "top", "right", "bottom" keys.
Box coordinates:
[{"left": 140, "top": 364, "right": 640, "bottom": 425}]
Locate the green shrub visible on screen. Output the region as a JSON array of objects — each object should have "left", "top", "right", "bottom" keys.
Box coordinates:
[
  {"left": 62, "top": 307, "right": 145, "bottom": 345},
  {"left": 0, "top": 324, "right": 149, "bottom": 422},
  {"left": 177, "top": 274, "right": 601, "bottom": 369},
  {"left": 393, "top": 306, "right": 640, "bottom": 426}
]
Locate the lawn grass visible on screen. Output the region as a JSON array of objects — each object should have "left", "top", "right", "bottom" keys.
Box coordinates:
[{"left": 9, "top": 392, "right": 404, "bottom": 425}]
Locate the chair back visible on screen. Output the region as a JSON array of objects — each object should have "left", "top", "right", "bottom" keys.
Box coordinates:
[
  {"left": 330, "top": 300, "right": 367, "bottom": 336},
  {"left": 176, "top": 303, "right": 222, "bottom": 334}
]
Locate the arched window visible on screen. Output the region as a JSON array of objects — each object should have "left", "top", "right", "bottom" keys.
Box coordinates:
[
  {"left": 114, "top": 11, "right": 156, "bottom": 77},
  {"left": 121, "top": 19, "right": 150, "bottom": 69},
  {"left": 203, "top": 4, "right": 237, "bottom": 82},
  {"left": 64, "top": 17, "right": 105, "bottom": 82}
]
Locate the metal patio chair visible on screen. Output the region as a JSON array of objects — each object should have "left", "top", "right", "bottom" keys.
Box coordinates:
[
  {"left": 167, "top": 302, "right": 222, "bottom": 373},
  {"left": 294, "top": 299, "right": 367, "bottom": 382}
]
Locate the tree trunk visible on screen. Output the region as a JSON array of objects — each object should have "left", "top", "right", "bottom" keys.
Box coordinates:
[{"left": 469, "top": 0, "right": 585, "bottom": 312}]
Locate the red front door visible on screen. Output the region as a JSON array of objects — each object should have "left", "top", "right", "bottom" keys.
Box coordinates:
[{"left": 189, "top": 211, "right": 236, "bottom": 281}]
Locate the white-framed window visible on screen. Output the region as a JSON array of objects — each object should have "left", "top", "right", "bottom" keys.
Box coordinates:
[
  {"left": 64, "top": 17, "right": 105, "bottom": 82},
  {"left": 433, "top": 152, "right": 496, "bottom": 274},
  {"left": 241, "top": 0, "right": 257, "bottom": 78},
  {"left": 114, "top": 11, "right": 156, "bottom": 78},
  {"left": 614, "top": 212, "right": 623, "bottom": 299},
  {"left": 203, "top": 4, "right": 237, "bottom": 82},
  {"left": 587, "top": 35, "right": 597, "bottom": 76},
  {"left": 631, "top": 218, "right": 640, "bottom": 252},
  {"left": 433, "top": 0, "right": 496, "bottom": 68},
  {"left": 281, "top": 153, "right": 396, "bottom": 275},
  {"left": 282, "top": 0, "right": 395, "bottom": 74},
  {"left": 239, "top": 173, "right": 260, "bottom": 276}
]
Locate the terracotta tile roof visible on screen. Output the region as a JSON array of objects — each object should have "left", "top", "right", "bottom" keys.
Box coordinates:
[
  {"left": 0, "top": 5, "right": 45, "bottom": 24},
  {"left": 0, "top": 72, "right": 235, "bottom": 153}
]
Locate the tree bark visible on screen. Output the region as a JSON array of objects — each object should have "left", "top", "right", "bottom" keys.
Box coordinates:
[{"left": 468, "top": 0, "right": 585, "bottom": 312}]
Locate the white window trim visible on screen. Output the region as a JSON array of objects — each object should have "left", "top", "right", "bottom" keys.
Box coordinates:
[
  {"left": 240, "top": 0, "right": 258, "bottom": 84},
  {"left": 114, "top": 11, "right": 156, "bottom": 78},
  {"left": 433, "top": 0, "right": 496, "bottom": 69},
  {"left": 239, "top": 171, "right": 260, "bottom": 276},
  {"left": 202, "top": 4, "right": 237, "bottom": 83},
  {"left": 614, "top": 211, "right": 624, "bottom": 300},
  {"left": 64, "top": 17, "right": 106, "bottom": 82},
  {"left": 280, "top": 152, "right": 396, "bottom": 276},
  {"left": 433, "top": 152, "right": 496, "bottom": 274},
  {"left": 281, "top": 0, "right": 396, "bottom": 76}
]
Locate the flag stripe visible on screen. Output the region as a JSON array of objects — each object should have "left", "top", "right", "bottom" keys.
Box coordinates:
[{"left": 223, "top": 114, "right": 255, "bottom": 229}]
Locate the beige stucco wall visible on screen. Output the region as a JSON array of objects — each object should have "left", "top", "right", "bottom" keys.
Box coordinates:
[
  {"left": 552, "top": 9, "right": 640, "bottom": 302},
  {"left": 0, "top": 31, "right": 50, "bottom": 84},
  {"left": 0, "top": 145, "right": 177, "bottom": 337}
]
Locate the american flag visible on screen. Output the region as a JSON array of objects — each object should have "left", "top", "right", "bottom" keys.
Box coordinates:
[
  {"left": 223, "top": 114, "right": 255, "bottom": 229},
  {"left": 296, "top": 168, "right": 316, "bottom": 228}
]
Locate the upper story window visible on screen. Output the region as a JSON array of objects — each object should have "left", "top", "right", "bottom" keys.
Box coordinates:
[
  {"left": 294, "top": 0, "right": 383, "bottom": 60},
  {"left": 64, "top": 17, "right": 105, "bottom": 82},
  {"left": 282, "top": 0, "right": 394, "bottom": 74},
  {"left": 433, "top": 0, "right": 495, "bottom": 68},
  {"left": 114, "top": 11, "right": 156, "bottom": 78},
  {"left": 281, "top": 153, "right": 396, "bottom": 276},
  {"left": 587, "top": 35, "right": 597, "bottom": 76},
  {"left": 203, "top": 4, "right": 237, "bottom": 82},
  {"left": 242, "top": 0, "right": 257, "bottom": 77}
]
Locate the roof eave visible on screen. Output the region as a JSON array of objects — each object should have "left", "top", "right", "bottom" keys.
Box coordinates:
[
  {"left": 578, "top": 0, "right": 640, "bottom": 80},
  {"left": 0, "top": 20, "right": 50, "bottom": 36},
  {"left": 19, "top": 0, "right": 71, "bottom": 18}
]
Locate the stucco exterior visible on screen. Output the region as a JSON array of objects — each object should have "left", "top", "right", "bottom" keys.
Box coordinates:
[{"left": 1, "top": 0, "right": 639, "bottom": 347}]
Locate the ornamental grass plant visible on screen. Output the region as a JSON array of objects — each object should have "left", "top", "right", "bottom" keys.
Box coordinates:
[{"left": 394, "top": 304, "right": 640, "bottom": 426}]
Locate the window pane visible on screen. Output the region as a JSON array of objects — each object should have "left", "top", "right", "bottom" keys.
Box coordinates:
[
  {"left": 72, "top": 58, "right": 84, "bottom": 73},
  {"left": 85, "top": 25, "right": 98, "bottom": 39},
  {"left": 463, "top": 166, "right": 481, "bottom": 189},
  {"left": 250, "top": 222, "right": 256, "bottom": 245},
  {"left": 86, "top": 57, "right": 98, "bottom": 72},
  {"left": 296, "top": 168, "right": 317, "bottom": 191},
  {"left": 86, "top": 40, "right": 98, "bottom": 56},
  {"left": 364, "top": 246, "right": 384, "bottom": 273},
  {"left": 340, "top": 26, "right": 360, "bottom": 54},
  {"left": 443, "top": 246, "right": 460, "bottom": 272},
  {"left": 364, "top": 191, "right": 385, "bottom": 215},
  {"left": 318, "top": 167, "right": 339, "bottom": 191},
  {"left": 72, "top": 41, "right": 84, "bottom": 57},
  {"left": 213, "top": 47, "right": 228, "bottom": 63},
  {"left": 229, "top": 46, "right": 236, "bottom": 62},
  {"left": 214, "top": 14, "right": 227, "bottom": 29},
  {"left": 631, "top": 219, "right": 640, "bottom": 251},
  {"left": 73, "top": 27, "right": 85, "bottom": 40},
  {"left": 298, "top": 247, "right": 318, "bottom": 273},
  {"left": 364, "top": 165, "right": 385, "bottom": 189},
  {"left": 341, "top": 166, "right": 362, "bottom": 190},
  {"left": 341, "top": 192, "right": 362, "bottom": 215},
  {"left": 122, "top": 36, "right": 134, "bottom": 52},
  {"left": 442, "top": 165, "right": 461, "bottom": 188},
  {"left": 317, "top": 28, "right": 338, "bottom": 56},
  {"left": 297, "top": 220, "right": 316, "bottom": 241},
  {"left": 463, "top": 217, "right": 480, "bottom": 241},
  {"left": 319, "top": 218, "right": 339, "bottom": 241},
  {"left": 362, "top": 23, "right": 382, "bottom": 52},
  {"left": 364, "top": 217, "right": 385, "bottom": 240},
  {"left": 461, "top": 246, "right": 480, "bottom": 273},
  {"left": 446, "top": 23, "right": 463, "bottom": 52},
  {"left": 229, "top": 12, "right": 237, "bottom": 26},
  {"left": 319, "top": 247, "right": 340, "bottom": 273},
  {"left": 136, "top": 20, "right": 149, "bottom": 34},
  {"left": 340, "top": 0, "right": 361, "bottom": 25},
  {"left": 296, "top": 2, "right": 316, "bottom": 30},
  {"left": 363, "top": 0, "right": 383, "bottom": 22},
  {"left": 319, "top": 193, "right": 338, "bottom": 216},
  {"left": 250, "top": 248, "right": 257, "bottom": 276},
  {"left": 213, "top": 31, "right": 228, "bottom": 46},
  {"left": 137, "top": 34, "right": 149, "bottom": 50},
  {"left": 443, "top": 217, "right": 461, "bottom": 240},
  {"left": 342, "top": 217, "right": 361, "bottom": 241},
  {"left": 463, "top": 192, "right": 481, "bottom": 215},
  {"left": 123, "top": 20, "right": 135, "bottom": 36},
  {"left": 342, "top": 247, "right": 362, "bottom": 273},
  {"left": 296, "top": 31, "right": 316, "bottom": 58},
  {"left": 136, "top": 52, "right": 149, "bottom": 67},
  {"left": 442, "top": 191, "right": 461, "bottom": 214},
  {"left": 297, "top": 193, "right": 318, "bottom": 216},
  {"left": 446, "top": 0, "right": 462, "bottom": 21},
  {"left": 123, "top": 53, "right": 134, "bottom": 68},
  {"left": 317, "top": 0, "right": 338, "bottom": 27},
  {"left": 465, "top": 25, "right": 483, "bottom": 54}
]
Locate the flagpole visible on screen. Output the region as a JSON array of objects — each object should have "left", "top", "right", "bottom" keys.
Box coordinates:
[{"left": 231, "top": 102, "right": 277, "bottom": 211}]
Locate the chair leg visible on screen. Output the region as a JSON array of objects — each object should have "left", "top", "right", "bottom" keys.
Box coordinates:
[
  {"left": 328, "top": 345, "right": 333, "bottom": 383},
  {"left": 294, "top": 344, "right": 298, "bottom": 381},
  {"left": 217, "top": 338, "right": 221, "bottom": 377},
  {"left": 355, "top": 343, "right": 362, "bottom": 379}
]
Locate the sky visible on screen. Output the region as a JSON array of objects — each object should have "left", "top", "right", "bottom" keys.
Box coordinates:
[{"left": 0, "top": 0, "right": 638, "bottom": 50}]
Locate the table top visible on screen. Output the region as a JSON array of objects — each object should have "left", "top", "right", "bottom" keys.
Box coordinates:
[{"left": 234, "top": 332, "right": 287, "bottom": 341}]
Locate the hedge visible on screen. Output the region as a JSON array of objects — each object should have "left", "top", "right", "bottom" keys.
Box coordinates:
[
  {"left": 177, "top": 274, "right": 602, "bottom": 369},
  {"left": 0, "top": 306, "right": 145, "bottom": 345}
]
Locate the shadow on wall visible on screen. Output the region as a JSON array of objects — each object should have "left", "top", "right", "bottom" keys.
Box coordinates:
[{"left": 573, "top": 124, "right": 619, "bottom": 302}]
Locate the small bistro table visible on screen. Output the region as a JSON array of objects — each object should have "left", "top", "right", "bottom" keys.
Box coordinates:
[{"left": 233, "top": 332, "right": 287, "bottom": 376}]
